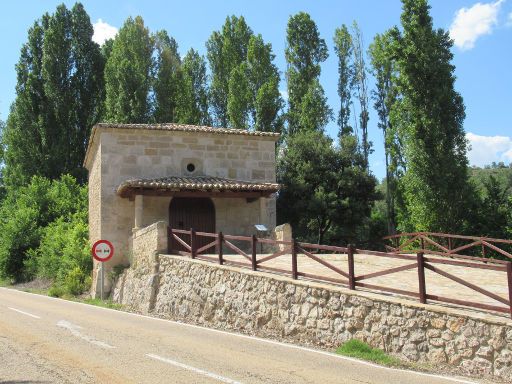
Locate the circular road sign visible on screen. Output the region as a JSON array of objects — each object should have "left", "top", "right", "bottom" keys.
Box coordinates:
[{"left": 92, "top": 240, "right": 114, "bottom": 262}]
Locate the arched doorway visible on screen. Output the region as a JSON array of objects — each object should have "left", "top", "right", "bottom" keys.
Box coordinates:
[{"left": 169, "top": 197, "right": 215, "bottom": 253}]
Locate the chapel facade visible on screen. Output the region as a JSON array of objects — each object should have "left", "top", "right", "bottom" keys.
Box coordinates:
[{"left": 84, "top": 123, "right": 280, "bottom": 295}]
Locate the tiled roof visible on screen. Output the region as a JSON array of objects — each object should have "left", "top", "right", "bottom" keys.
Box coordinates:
[
  {"left": 117, "top": 176, "right": 280, "bottom": 197},
  {"left": 95, "top": 123, "right": 281, "bottom": 138}
]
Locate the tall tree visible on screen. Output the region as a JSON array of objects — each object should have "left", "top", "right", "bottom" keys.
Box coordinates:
[
  {"left": 227, "top": 63, "right": 251, "bottom": 128},
  {"left": 104, "top": 16, "right": 153, "bottom": 123},
  {"left": 206, "top": 16, "right": 252, "bottom": 127},
  {"left": 285, "top": 12, "right": 330, "bottom": 135},
  {"left": 369, "top": 29, "right": 400, "bottom": 235},
  {"left": 390, "top": 0, "right": 471, "bottom": 232},
  {"left": 4, "top": 3, "right": 103, "bottom": 186},
  {"left": 153, "top": 30, "right": 181, "bottom": 123},
  {"left": 333, "top": 24, "right": 353, "bottom": 138},
  {"left": 176, "top": 49, "right": 210, "bottom": 125},
  {"left": 246, "top": 35, "right": 283, "bottom": 133},
  {"left": 351, "top": 22, "right": 371, "bottom": 168}
]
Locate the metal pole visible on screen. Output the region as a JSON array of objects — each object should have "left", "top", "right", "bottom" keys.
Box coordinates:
[{"left": 100, "top": 262, "right": 104, "bottom": 301}]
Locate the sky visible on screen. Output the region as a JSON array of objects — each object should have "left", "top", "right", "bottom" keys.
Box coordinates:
[{"left": 0, "top": 0, "right": 511, "bottom": 180}]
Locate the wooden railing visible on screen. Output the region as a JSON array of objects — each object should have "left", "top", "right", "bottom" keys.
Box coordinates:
[
  {"left": 169, "top": 227, "right": 512, "bottom": 317},
  {"left": 383, "top": 232, "right": 512, "bottom": 260}
]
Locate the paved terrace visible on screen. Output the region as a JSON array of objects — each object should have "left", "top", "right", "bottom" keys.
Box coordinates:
[{"left": 183, "top": 251, "right": 510, "bottom": 320}]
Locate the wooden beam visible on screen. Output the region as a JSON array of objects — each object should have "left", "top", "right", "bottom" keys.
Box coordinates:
[{"left": 120, "top": 189, "right": 273, "bottom": 199}]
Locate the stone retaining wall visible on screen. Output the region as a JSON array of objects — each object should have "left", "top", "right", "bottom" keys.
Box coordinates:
[{"left": 112, "top": 223, "right": 512, "bottom": 381}]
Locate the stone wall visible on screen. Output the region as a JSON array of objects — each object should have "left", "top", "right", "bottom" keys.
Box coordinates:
[
  {"left": 113, "top": 246, "right": 512, "bottom": 381},
  {"left": 113, "top": 222, "right": 167, "bottom": 311}
]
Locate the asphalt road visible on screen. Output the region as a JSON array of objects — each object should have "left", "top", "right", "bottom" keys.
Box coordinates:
[{"left": 0, "top": 287, "right": 479, "bottom": 384}]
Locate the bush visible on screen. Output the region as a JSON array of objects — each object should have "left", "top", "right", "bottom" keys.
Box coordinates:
[{"left": 0, "top": 175, "right": 90, "bottom": 289}]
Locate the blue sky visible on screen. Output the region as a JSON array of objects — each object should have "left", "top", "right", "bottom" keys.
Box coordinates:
[{"left": 1, "top": 0, "right": 511, "bottom": 179}]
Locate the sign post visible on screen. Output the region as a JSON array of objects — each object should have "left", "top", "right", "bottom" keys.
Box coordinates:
[{"left": 92, "top": 240, "right": 114, "bottom": 300}]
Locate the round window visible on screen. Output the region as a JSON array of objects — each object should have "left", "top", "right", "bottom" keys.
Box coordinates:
[{"left": 186, "top": 163, "right": 196, "bottom": 172}]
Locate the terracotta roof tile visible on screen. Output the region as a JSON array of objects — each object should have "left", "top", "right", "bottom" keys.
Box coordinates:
[
  {"left": 117, "top": 176, "right": 280, "bottom": 198},
  {"left": 96, "top": 123, "right": 280, "bottom": 138}
]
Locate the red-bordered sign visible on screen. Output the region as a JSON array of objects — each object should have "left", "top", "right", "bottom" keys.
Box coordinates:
[{"left": 92, "top": 240, "right": 114, "bottom": 262}]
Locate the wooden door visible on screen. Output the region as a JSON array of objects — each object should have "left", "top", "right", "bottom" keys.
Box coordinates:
[{"left": 169, "top": 197, "right": 215, "bottom": 253}]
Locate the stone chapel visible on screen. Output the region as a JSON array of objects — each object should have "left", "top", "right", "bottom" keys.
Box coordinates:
[{"left": 84, "top": 123, "right": 280, "bottom": 294}]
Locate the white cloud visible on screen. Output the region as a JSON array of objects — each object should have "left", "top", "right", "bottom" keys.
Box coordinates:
[
  {"left": 449, "top": 0, "right": 504, "bottom": 50},
  {"left": 92, "top": 19, "right": 118, "bottom": 46},
  {"left": 507, "top": 11, "right": 512, "bottom": 26},
  {"left": 466, "top": 132, "right": 512, "bottom": 166},
  {"left": 279, "top": 89, "right": 289, "bottom": 101}
]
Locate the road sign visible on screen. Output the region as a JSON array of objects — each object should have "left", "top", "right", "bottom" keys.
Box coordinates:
[{"left": 92, "top": 240, "right": 114, "bottom": 262}]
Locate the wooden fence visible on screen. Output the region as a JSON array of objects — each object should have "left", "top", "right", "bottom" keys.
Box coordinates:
[
  {"left": 168, "top": 227, "right": 512, "bottom": 318},
  {"left": 383, "top": 231, "right": 512, "bottom": 260}
]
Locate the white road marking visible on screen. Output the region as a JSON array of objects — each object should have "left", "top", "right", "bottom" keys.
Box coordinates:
[
  {"left": 8, "top": 307, "right": 41, "bottom": 319},
  {"left": 57, "top": 320, "right": 116, "bottom": 349},
  {"left": 3, "top": 288, "right": 479, "bottom": 384},
  {"left": 146, "top": 353, "right": 243, "bottom": 384}
]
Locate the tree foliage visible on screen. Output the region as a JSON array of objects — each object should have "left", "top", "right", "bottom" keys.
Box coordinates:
[
  {"left": 369, "top": 29, "right": 401, "bottom": 235},
  {"left": 0, "top": 175, "right": 88, "bottom": 285},
  {"left": 206, "top": 16, "right": 252, "bottom": 127},
  {"left": 104, "top": 16, "right": 153, "bottom": 123},
  {"left": 153, "top": 30, "right": 181, "bottom": 123},
  {"left": 3, "top": 3, "right": 103, "bottom": 186},
  {"left": 277, "top": 131, "right": 377, "bottom": 244},
  {"left": 207, "top": 17, "right": 282, "bottom": 130},
  {"left": 389, "top": 0, "right": 472, "bottom": 233},
  {"left": 285, "top": 12, "right": 330, "bottom": 135},
  {"left": 176, "top": 49, "right": 210, "bottom": 125}
]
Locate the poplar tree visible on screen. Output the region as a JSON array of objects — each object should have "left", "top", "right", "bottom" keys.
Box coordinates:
[
  {"left": 247, "top": 35, "right": 283, "bottom": 133},
  {"left": 207, "top": 17, "right": 282, "bottom": 130},
  {"left": 285, "top": 12, "right": 331, "bottom": 135},
  {"left": 176, "top": 49, "right": 210, "bottom": 125},
  {"left": 153, "top": 30, "right": 181, "bottom": 123},
  {"left": 206, "top": 16, "right": 252, "bottom": 127},
  {"left": 333, "top": 25, "right": 353, "bottom": 137},
  {"left": 369, "top": 29, "right": 400, "bottom": 234},
  {"left": 104, "top": 16, "right": 153, "bottom": 123},
  {"left": 391, "top": 0, "right": 471, "bottom": 232},
  {"left": 3, "top": 3, "right": 103, "bottom": 186}
]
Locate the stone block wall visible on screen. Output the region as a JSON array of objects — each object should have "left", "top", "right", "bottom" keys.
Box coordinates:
[
  {"left": 113, "top": 250, "right": 512, "bottom": 381},
  {"left": 86, "top": 126, "right": 278, "bottom": 274},
  {"left": 113, "top": 221, "right": 167, "bottom": 312}
]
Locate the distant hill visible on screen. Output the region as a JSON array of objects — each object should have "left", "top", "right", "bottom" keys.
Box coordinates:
[{"left": 469, "top": 166, "right": 512, "bottom": 195}]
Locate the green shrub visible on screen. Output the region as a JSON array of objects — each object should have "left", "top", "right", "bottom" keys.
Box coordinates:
[
  {"left": 63, "top": 267, "right": 91, "bottom": 295},
  {"left": 48, "top": 285, "right": 66, "bottom": 297},
  {"left": 0, "top": 175, "right": 90, "bottom": 289}
]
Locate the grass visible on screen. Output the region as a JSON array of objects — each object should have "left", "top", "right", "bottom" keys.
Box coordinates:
[
  {"left": 79, "top": 297, "right": 124, "bottom": 310},
  {"left": 336, "top": 339, "right": 402, "bottom": 367},
  {"left": 0, "top": 277, "right": 11, "bottom": 287}
]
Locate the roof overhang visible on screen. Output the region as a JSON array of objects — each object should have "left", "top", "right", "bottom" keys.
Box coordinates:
[{"left": 117, "top": 176, "right": 280, "bottom": 200}]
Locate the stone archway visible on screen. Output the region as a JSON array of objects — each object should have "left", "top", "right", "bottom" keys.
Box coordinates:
[{"left": 169, "top": 197, "right": 215, "bottom": 252}]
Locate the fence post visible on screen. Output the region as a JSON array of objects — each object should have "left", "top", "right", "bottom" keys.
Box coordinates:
[
  {"left": 217, "top": 232, "right": 224, "bottom": 265},
  {"left": 251, "top": 235, "right": 257, "bottom": 271},
  {"left": 507, "top": 262, "right": 512, "bottom": 319},
  {"left": 420, "top": 236, "right": 425, "bottom": 250},
  {"left": 291, "top": 239, "right": 298, "bottom": 280},
  {"left": 190, "top": 228, "right": 196, "bottom": 259},
  {"left": 347, "top": 244, "right": 356, "bottom": 290},
  {"left": 417, "top": 251, "right": 426, "bottom": 304}
]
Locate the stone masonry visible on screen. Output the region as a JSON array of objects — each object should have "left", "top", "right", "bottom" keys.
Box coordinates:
[
  {"left": 84, "top": 124, "right": 279, "bottom": 297},
  {"left": 113, "top": 222, "right": 512, "bottom": 382}
]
